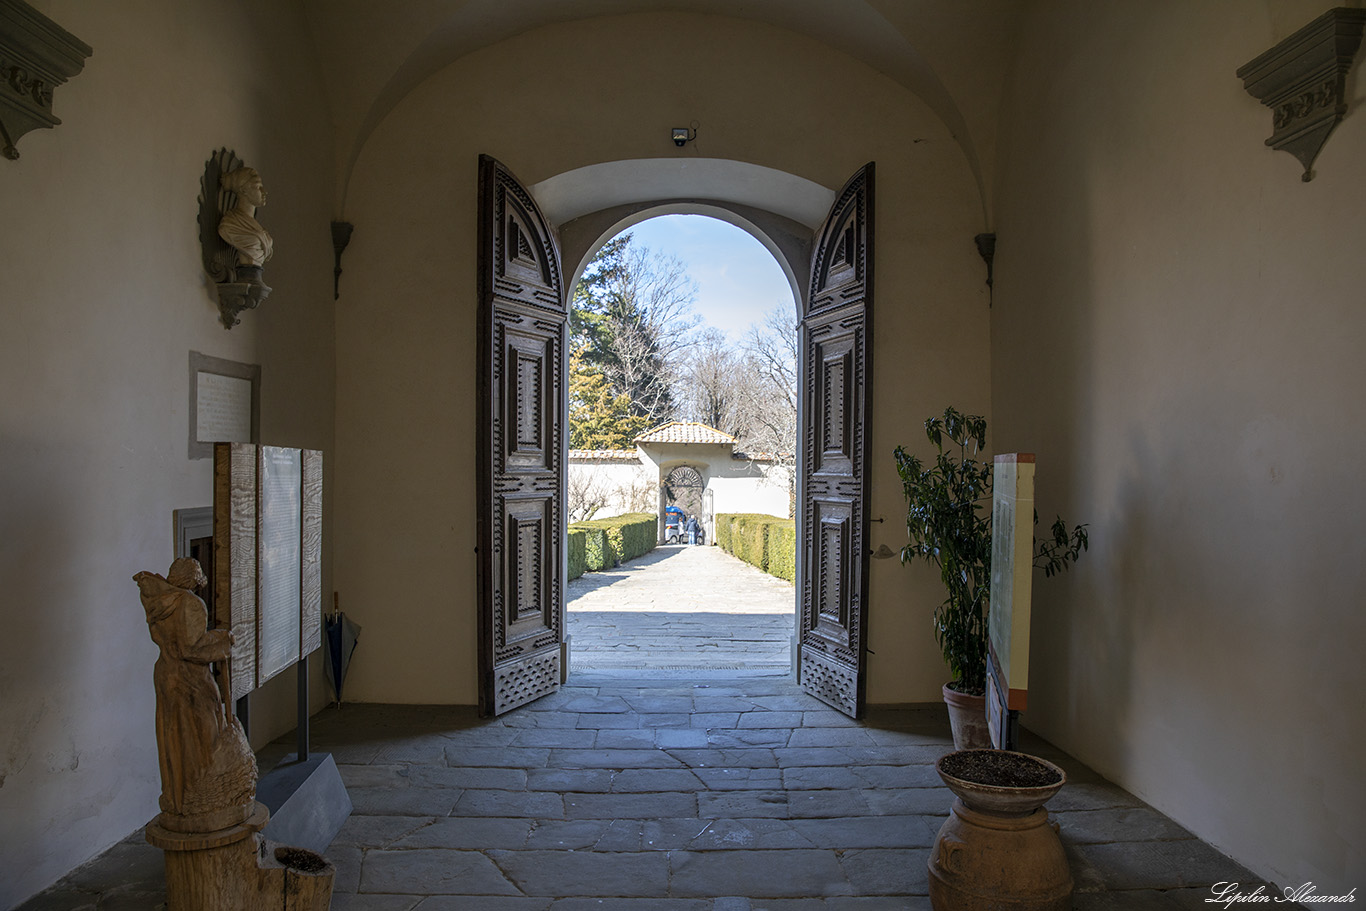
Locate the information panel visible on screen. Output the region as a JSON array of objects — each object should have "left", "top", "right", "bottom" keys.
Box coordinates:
[
  {"left": 987, "top": 453, "right": 1035, "bottom": 749},
  {"left": 257, "top": 446, "right": 303, "bottom": 683},
  {"left": 213, "top": 442, "right": 323, "bottom": 699},
  {"left": 189, "top": 352, "right": 259, "bottom": 460},
  {"left": 196, "top": 372, "right": 253, "bottom": 444}
]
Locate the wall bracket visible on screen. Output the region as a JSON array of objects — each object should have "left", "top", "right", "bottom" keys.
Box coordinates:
[
  {"left": 1237, "top": 7, "right": 1366, "bottom": 182},
  {"left": 330, "top": 221, "right": 354, "bottom": 300},
  {"left": 974, "top": 233, "right": 996, "bottom": 306},
  {"left": 0, "top": 0, "right": 91, "bottom": 160}
]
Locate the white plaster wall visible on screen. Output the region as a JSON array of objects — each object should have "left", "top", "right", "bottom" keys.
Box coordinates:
[
  {"left": 568, "top": 459, "right": 650, "bottom": 520},
  {"left": 634, "top": 443, "right": 792, "bottom": 519},
  {"left": 991, "top": 0, "right": 1366, "bottom": 888},
  {"left": 334, "top": 12, "right": 990, "bottom": 707},
  {"left": 708, "top": 465, "right": 792, "bottom": 519},
  {"left": 0, "top": 1, "right": 336, "bottom": 904}
]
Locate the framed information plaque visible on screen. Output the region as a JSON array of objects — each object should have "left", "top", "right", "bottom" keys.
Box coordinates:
[
  {"left": 213, "top": 442, "right": 323, "bottom": 701},
  {"left": 189, "top": 351, "right": 260, "bottom": 459}
]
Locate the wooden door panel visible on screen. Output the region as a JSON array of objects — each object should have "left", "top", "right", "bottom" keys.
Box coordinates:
[
  {"left": 812, "top": 499, "right": 852, "bottom": 645},
  {"left": 502, "top": 496, "right": 553, "bottom": 634},
  {"left": 800, "top": 643, "right": 860, "bottom": 717},
  {"left": 502, "top": 324, "right": 555, "bottom": 472},
  {"left": 813, "top": 330, "right": 856, "bottom": 476},
  {"left": 798, "top": 164, "right": 873, "bottom": 718},
  {"left": 479, "top": 155, "right": 566, "bottom": 716}
]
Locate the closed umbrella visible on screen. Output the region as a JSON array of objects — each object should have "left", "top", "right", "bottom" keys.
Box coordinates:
[{"left": 322, "top": 594, "right": 361, "bottom": 706}]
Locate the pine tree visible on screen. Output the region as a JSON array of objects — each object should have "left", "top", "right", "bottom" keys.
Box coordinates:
[
  {"left": 568, "top": 351, "right": 650, "bottom": 449},
  {"left": 569, "top": 232, "right": 699, "bottom": 426}
]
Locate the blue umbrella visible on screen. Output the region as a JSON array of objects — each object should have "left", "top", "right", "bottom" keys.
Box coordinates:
[{"left": 323, "top": 595, "right": 361, "bottom": 706}]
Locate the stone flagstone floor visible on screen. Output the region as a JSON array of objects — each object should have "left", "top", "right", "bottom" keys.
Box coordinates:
[
  {"left": 18, "top": 676, "right": 1267, "bottom": 911},
  {"left": 566, "top": 544, "right": 795, "bottom": 676}
]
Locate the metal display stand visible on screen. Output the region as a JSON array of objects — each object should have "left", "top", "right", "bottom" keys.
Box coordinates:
[{"left": 256, "top": 653, "right": 351, "bottom": 855}]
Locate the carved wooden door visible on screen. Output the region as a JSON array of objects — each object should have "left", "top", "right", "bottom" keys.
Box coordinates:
[
  {"left": 477, "top": 155, "right": 567, "bottom": 716},
  {"left": 797, "top": 164, "right": 874, "bottom": 718}
]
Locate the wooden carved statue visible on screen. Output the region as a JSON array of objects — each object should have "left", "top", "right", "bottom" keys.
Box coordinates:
[{"left": 135, "top": 558, "right": 256, "bottom": 834}]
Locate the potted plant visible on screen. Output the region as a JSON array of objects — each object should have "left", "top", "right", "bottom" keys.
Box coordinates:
[{"left": 894, "top": 408, "right": 1087, "bottom": 749}]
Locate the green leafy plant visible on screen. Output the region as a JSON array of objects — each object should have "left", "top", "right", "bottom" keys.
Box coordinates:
[{"left": 893, "top": 408, "right": 1088, "bottom": 695}]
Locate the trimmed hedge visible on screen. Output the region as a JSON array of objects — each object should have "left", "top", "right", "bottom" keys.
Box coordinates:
[
  {"left": 715, "top": 513, "right": 796, "bottom": 582},
  {"left": 568, "top": 528, "right": 587, "bottom": 580},
  {"left": 767, "top": 521, "right": 796, "bottom": 582},
  {"left": 569, "top": 512, "right": 657, "bottom": 576}
]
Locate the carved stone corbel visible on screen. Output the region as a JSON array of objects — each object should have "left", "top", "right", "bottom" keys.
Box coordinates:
[
  {"left": 0, "top": 0, "right": 91, "bottom": 160},
  {"left": 1238, "top": 7, "right": 1366, "bottom": 182}
]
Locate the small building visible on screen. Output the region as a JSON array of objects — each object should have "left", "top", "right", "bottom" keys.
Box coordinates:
[{"left": 569, "top": 421, "right": 792, "bottom": 542}]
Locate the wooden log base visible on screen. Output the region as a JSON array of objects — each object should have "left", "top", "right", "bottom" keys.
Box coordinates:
[
  {"left": 146, "top": 802, "right": 334, "bottom": 910},
  {"left": 156, "top": 799, "right": 256, "bottom": 835}
]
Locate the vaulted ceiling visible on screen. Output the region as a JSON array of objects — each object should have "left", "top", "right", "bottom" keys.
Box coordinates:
[{"left": 302, "top": 0, "right": 1024, "bottom": 216}]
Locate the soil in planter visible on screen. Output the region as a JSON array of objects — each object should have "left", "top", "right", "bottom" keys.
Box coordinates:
[{"left": 941, "top": 751, "right": 1062, "bottom": 788}]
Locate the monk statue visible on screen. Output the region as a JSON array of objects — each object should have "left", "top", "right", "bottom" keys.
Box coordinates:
[
  {"left": 217, "top": 166, "right": 274, "bottom": 270},
  {"left": 135, "top": 558, "right": 256, "bottom": 833}
]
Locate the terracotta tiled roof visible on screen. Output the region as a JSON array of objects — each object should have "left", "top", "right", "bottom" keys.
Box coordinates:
[
  {"left": 731, "top": 451, "right": 787, "bottom": 462},
  {"left": 634, "top": 421, "right": 736, "bottom": 445},
  {"left": 568, "top": 449, "right": 640, "bottom": 461}
]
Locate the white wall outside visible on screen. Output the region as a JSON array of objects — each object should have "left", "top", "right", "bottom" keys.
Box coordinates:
[{"left": 569, "top": 451, "right": 791, "bottom": 523}]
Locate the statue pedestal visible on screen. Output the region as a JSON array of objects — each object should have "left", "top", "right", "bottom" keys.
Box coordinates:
[{"left": 146, "top": 802, "right": 334, "bottom": 911}]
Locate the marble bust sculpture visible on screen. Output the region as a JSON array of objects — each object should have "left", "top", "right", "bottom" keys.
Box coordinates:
[{"left": 218, "top": 167, "right": 274, "bottom": 269}]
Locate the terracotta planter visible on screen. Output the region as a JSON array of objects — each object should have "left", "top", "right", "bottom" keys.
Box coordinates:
[
  {"left": 928, "top": 750, "right": 1073, "bottom": 911},
  {"left": 942, "top": 683, "right": 991, "bottom": 750}
]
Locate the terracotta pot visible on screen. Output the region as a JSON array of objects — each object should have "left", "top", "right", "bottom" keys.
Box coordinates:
[
  {"left": 942, "top": 683, "right": 991, "bottom": 750},
  {"left": 936, "top": 749, "right": 1067, "bottom": 815},
  {"left": 928, "top": 750, "right": 1073, "bottom": 911}
]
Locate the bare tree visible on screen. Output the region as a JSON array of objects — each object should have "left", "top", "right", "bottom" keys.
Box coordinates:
[
  {"left": 743, "top": 305, "right": 798, "bottom": 419},
  {"left": 616, "top": 465, "right": 659, "bottom": 513},
  {"left": 575, "top": 235, "right": 701, "bottom": 426},
  {"left": 732, "top": 306, "right": 799, "bottom": 506},
  {"left": 677, "top": 327, "right": 743, "bottom": 433},
  {"left": 567, "top": 468, "right": 614, "bottom": 523}
]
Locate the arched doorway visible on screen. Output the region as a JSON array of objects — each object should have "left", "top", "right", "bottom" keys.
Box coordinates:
[
  {"left": 662, "top": 464, "right": 705, "bottom": 539},
  {"left": 479, "top": 156, "right": 873, "bottom": 717}
]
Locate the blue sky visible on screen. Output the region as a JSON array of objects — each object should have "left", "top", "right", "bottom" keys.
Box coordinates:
[{"left": 623, "top": 215, "right": 796, "bottom": 343}]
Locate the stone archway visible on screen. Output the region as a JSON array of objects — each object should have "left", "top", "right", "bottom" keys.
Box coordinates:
[
  {"left": 662, "top": 464, "right": 705, "bottom": 521},
  {"left": 530, "top": 158, "right": 834, "bottom": 300}
]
